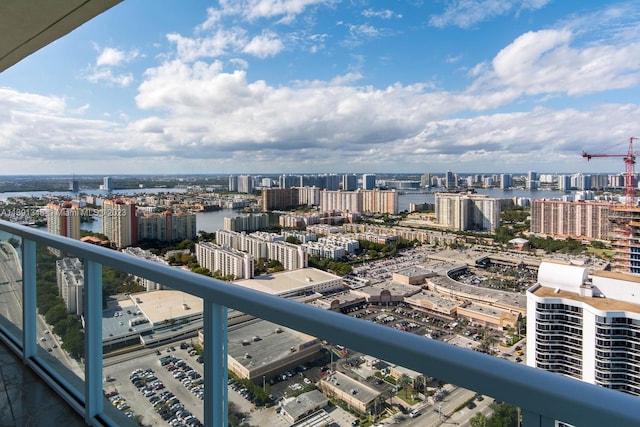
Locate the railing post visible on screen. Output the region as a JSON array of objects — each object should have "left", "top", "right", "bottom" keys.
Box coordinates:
[
  {"left": 203, "top": 299, "right": 228, "bottom": 427},
  {"left": 22, "top": 239, "right": 36, "bottom": 359},
  {"left": 84, "top": 260, "right": 103, "bottom": 423}
]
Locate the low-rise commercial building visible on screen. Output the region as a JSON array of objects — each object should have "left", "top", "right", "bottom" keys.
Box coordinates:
[{"left": 227, "top": 319, "right": 321, "bottom": 381}]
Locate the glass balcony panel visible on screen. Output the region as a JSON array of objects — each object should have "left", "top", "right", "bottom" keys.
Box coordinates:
[
  {"left": 101, "top": 274, "right": 204, "bottom": 426},
  {"left": 0, "top": 232, "right": 23, "bottom": 343},
  {"left": 35, "top": 243, "right": 85, "bottom": 396}
]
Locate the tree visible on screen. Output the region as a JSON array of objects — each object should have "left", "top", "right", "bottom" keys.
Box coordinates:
[
  {"left": 45, "top": 304, "right": 68, "bottom": 326},
  {"left": 399, "top": 374, "right": 412, "bottom": 399},
  {"left": 285, "top": 236, "right": 302, "bottom": 244},
  {"left": 487, "top": 402, "right": 518, "bottom": 427},
  {"left": 192, "top": 267, "right": 212, "bottom": 276},
  {"left": 62, "top": 328, "right": 85, "bottom": 360},
  {"left": 7, "top": 237, "right": 20, "bottom": 249},
  {"left": 470, "top": 412, "right": 488, "bottom": 427}
]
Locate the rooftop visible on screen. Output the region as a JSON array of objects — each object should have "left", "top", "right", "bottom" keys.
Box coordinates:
[{"left": 234, "top": 268, "right": 342, "bottom": 296}]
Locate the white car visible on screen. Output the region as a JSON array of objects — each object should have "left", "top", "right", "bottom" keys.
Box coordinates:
[{"left": 409, "top": 410, "right": 420, "bottom": 418}]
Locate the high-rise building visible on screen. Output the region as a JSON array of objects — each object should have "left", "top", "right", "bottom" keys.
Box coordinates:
[
  {"left": 362, "top": 174, "right": 376, "bottom": 190},
  {"left": 279, "top": 174, "right": 298, "bottom": 189},
  {"left": 102, "top": 199, "right": 137, "bottom": 249},
  {"left": 571, "top": 173, "right": 591, "bottom": 190},
  {"left": 557, "top": 174, "right": 571, "bottom": 191},
  {"left": 137, "top": 211, "right": 197, "bottom": 242},
  {"left": 528, "top": 261, "right": 640, "bottom": 397},
  {"left": 500, "top": 174, "right": 513, "bottom": 190},
  {"left": 223, "top": 213, "right": 269, "bottom": 232},
  {"left": 237, "top": 175, "right": 254, "bottom": 194},
  {"left": 46, "top": 201, "right": 81, "bottom": 240},
  {"left": 213, "top": 230, "right": 307, "bottom": 270},
  {"left": 342, "top": 174, "right": 357, "bottom": 191},
  {"left": 444, "top": 170, "right": 455, "bottom": 190},
  {"left": 69, "top": 177, "right": 79, "bottom": 192},
  {"left": 298, "top": 186, "right": 321, "bottom": 207},
  {"left": 361, "top": 189, "right": 398, "bottom": 215},
  {"left": 527, "top": 171, "right": 538, "bottom": 190},
  {"left": 300, "top": 175, "right": 323, "bottom": 188},
  {"left": 103, "top": 176, "right": 113, "bottom": 191},
  {"left": 319, "top": 189, "right": 398, "bottom": 215},
  {"left": 196, "top": 242, "right": 254, "bottom": 279},
  {"left": 435, "top": 192, "right": 502, "bottom": 232},
  {"left": 530, "top": 200, "right": 612, "bottom": 241},
  {"left": 228, "top": 175, "right": 238, "bottom": 192},
  {"left": 323, "top": 174, "right": 340, "bottom": 191},
  {"left": 56, "top": 257, "right": 84, "bottom": 315},
  {"left": 121, "top": 247, "right": 169, "bottom": 291},
  {"left": 420, "top": 173, "right": 431, "bottom": 188},
  {"left": 262, "top": 188, "right": 299, "bottom": 211},
  {"left": 609, "top": 207, "right": 640, "bottom": 275}
]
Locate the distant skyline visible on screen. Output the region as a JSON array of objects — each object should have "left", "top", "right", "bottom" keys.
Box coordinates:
[{"left": 2, "top": 1, "right": 640, "bottom": 175}]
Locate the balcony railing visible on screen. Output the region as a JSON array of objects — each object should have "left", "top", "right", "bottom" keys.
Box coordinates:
[{"left": 1, "top": 219, "right": 639, "bottom": 427}]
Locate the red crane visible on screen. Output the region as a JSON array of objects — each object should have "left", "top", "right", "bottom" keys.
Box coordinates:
[{"left": 582, "top": 136, "right": 640, "bottom": 206}]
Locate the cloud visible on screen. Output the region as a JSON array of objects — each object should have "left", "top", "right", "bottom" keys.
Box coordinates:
[
  {"left": 96, "top": 47, "right": 138, "bottom": 66},
  {"left": 85, "top": 46, "right": 139, "bottom": 87},
  {"left": 85, "top": 68, "right": 134, "bottom": 87},
  {"left": 342, "top": 24, "right": 382, "bottom": 47},
  {"left": 243, "top": 31, "right": 284, "bottom": 58},
  {"left": 167, "top": 28, "right": 248, "bottom": 62},
  {"left": 4, "top": 1, "right": 640, "bottom": 174},
  {"left": 430, "top": 0, "right": 551, "bottom": 29},
  {"left": 362, "top": 9, "right": 402, "bottom": 19},
  {"left": 469, "top": 28, "right": 640, "bottom": 96},
  {"left": 198, "top": 0, "right": 329, "bottom": 27}
]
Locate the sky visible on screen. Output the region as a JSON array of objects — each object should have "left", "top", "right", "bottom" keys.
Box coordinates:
[{"left": 2, "top": 0, "right": 640, "bottom": 176}]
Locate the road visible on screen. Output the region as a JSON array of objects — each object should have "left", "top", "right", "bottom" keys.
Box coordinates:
[
  {"left": 0, "top": 241, "right": 83, "bottom": 377},
  {"left": 0, "top": 241, "right": 23, "bottom": 328}
]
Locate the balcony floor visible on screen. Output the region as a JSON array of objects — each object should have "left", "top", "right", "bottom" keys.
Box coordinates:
[{"left": 0, "top": 341, "right": 86, "bottom": 426}]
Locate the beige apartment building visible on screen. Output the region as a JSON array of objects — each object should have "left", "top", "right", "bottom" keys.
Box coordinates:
[
  {"left": 530, "top": 200, "right": 612, "bottom": 241},
  {"left": 320, "top": 189, "right": 398, "bottom": 215},
  {"left": 435, "top": 192, "right": 502, "bottom": 232}
]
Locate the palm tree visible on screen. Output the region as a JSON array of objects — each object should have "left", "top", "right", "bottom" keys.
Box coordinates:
[{"left": 399, "top": 374, "right": 412, "bottom": 399}]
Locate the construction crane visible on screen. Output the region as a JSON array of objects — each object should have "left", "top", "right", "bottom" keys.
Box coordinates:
[{"left": 582, "top": 136, "right": 640, "bottom": 206}]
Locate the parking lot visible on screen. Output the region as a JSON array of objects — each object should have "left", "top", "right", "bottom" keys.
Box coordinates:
[{"left": 103, "top": 343, "right": 207, "bottom": 426}]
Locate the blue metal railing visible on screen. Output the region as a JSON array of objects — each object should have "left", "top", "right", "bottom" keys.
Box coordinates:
[{"left": 0, "top": 219, "right": 639, "bottom": 426}]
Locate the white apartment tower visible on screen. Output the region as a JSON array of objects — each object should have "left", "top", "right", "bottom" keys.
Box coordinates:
[
  {"left": 196, "top": 242, "right": 254, "bottom": 279},
  {"left": 237, "top": 175, "right": 254, "bottom": 194},
  {"left": 528, "top": 261, "right": 640, "bottom": 397},
  {"left": 56, "top": 257, "right": 84, "bottom": 315}
]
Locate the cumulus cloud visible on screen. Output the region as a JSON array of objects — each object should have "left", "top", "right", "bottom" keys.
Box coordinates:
[
  {"left": 85, "top": 45, "right": 139, "bottom": 87},
  {"left": 5, "top": 1, "right": 640, "bottom": 174},
  {"left": 243, "top": 31, "right": 284, "bottom": 58},
  {"left": 469, "top": 28, "right": 640, "bottom": 96},
  {"left": 167, "top": 28, "right": 247, "bottom": 62}
]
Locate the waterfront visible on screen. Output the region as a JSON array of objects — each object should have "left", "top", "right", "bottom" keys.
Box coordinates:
[
  {"left": 80, "top": 209, "right": 238, "bottom": 234},
  {"left": 397, "top": 188, "right": 573, "bottom": 211},
  {"left": 2, "top": 187, "right": 577, "bottom": 234},
  {"left": 0, "top": 187, "right": 186, "bottom": 202}
]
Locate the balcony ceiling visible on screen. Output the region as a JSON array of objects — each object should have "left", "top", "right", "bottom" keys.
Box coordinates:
[{"left": 0, "top": 0, "right": 122, "bottom": 73}]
